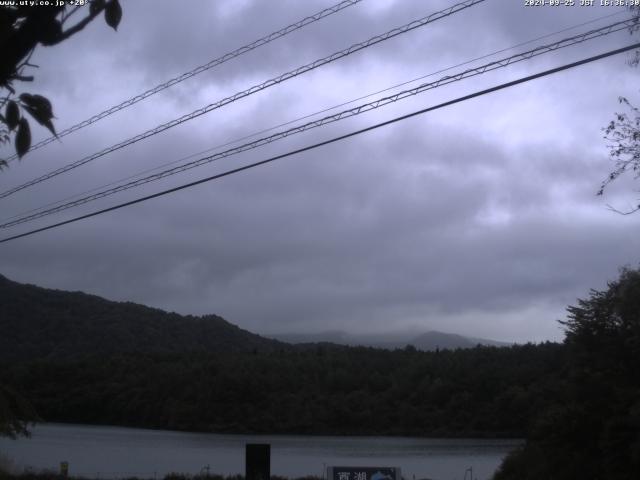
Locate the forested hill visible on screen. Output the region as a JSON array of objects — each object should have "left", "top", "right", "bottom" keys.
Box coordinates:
[
  {"left": 0, "top": 273, "right": 567, "bottom": 439},
  {"left": 0, "top": 274, "right": 284, "bottom": 361}
]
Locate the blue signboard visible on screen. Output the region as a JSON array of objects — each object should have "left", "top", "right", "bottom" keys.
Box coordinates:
[{"left": 327, "top": 466, "right": 401, "bottom": 480}]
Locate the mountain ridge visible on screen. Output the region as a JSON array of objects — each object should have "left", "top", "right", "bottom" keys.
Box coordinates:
[
  {"left": 270, "top": 329, "right": 510, "bottom": 351},
  {"left": 1, "top": 273, "right": 509, "bottom": 361},
  {"left": 0, "top": 273, "right": 284, "bottom": 361}
]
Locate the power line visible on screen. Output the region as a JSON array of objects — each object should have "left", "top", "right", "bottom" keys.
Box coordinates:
[
  {"left": 0, "top": 0, "right": 485, "bottom": 200},
  {"left": 3, "top": 9, "right": 624, "bottom": 226},
  {"left": 4, "top": 0, "right": 364, "bottom": 161},
  {"left": 2, "top": 42, "right": 637, "bottom": 245},
  {"left": 2, "top": 17, "right": 634, "bottom": 229}
]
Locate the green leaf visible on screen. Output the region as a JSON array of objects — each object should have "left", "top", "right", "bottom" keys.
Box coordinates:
[
  {"left": 20, "top": 94, "right": 57, "bottom": 137},
  {"left": 15, "top": 118, "right": 31, "bottom": 159},
  {"left": 6, "top": 101, "right": 19, "bottom": 131},
  {"left": 20, "top": 93, "right": 54, "bottom": 120},
  {"left": 25, "top": 108, "right": 57, "bottom": 137},
  {"left": 105, "top": 0, "right": 122, "bottom": 31},
  {"left": 23, "top": 106, "right": 56, "bottom": 137}
]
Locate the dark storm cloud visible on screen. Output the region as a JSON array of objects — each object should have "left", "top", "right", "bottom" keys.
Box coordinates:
[{"left": 1, "top": 0, "right": 638, "bottom": 343}]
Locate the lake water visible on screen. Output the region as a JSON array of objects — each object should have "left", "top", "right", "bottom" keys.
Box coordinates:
[{"left": 0, "top": 424, "right": 521, "bottom": 480}]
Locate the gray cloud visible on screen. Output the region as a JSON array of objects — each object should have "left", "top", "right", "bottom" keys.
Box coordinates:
[{"left": 1, "top": 0, "right": 639, "bottom": 344}]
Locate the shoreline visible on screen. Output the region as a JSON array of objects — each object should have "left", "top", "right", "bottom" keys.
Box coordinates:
[{"left": 17, "top": 422, "right": 526, "bottom": 442}]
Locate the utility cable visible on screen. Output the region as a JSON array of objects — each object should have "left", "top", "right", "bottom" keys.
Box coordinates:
[
  {"left": 3, "top": 0, "right": 364, "bottom": 161},
  {"left": 0, "top": 0, "right": 485, "bottom": 199},
  {"left": 2, "top": 8, "right": 624, "bottom": 225},
  {"left": 1, "top": 17, "right": 634, "bottom": 229},
  {"left": 1, "top": 42, "right": 637, "bottom": 244}
]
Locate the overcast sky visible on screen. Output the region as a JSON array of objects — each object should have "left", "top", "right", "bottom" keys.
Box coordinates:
[{"left": 1, "top": 0, "right": 639, "bottom": 342}]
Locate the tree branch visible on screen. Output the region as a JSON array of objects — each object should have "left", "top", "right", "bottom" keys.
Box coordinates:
[
  {"left": 11, "top": 75, "right": 34, "bottom": 82},
  {"left": 57, "top": 5, "right": 106, "bottom": 43}
]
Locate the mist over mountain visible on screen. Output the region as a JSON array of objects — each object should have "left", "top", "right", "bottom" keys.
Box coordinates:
[
  {"left": 1, "top": 273, "right": 510, "bottom": 363},
  {"left": 271, "top": 330, "right": 510, "bottom": 351}
]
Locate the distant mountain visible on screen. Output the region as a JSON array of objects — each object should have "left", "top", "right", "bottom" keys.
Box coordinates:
[
  {"left": 410, "top": 331, "right": 509, "bottom": 350},
  {"left": 271, "top": 330, "right": 510, "bottom": 351},
  {"left": 0, "top": 274, "right": 284, "bottom": 362}
]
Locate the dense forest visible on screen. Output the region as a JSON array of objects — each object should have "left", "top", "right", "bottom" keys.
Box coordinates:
[{"left": 0, "top": 343, "right": 564, "bottom": 437}]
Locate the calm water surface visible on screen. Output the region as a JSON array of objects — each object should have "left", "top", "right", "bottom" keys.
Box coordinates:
[{"left": 0, "top": 424, "right": 521, "bottom": 480}]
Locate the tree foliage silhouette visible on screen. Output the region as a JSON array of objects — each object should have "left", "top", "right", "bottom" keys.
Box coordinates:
[
  {"left": 0, "top": 385, "right": 37, "bottom": 439},
  {"left": 0, "top": 1, "right": 122, "bottom": 438},
  {"left": 599, "top": 6, "right": 640, "bottom": 213},
  {"left": 495, "top": 267, "right": 640, "bottom": 480},
  {"left": 0, "top": 0, "right": 122, "bottom": 166}
]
